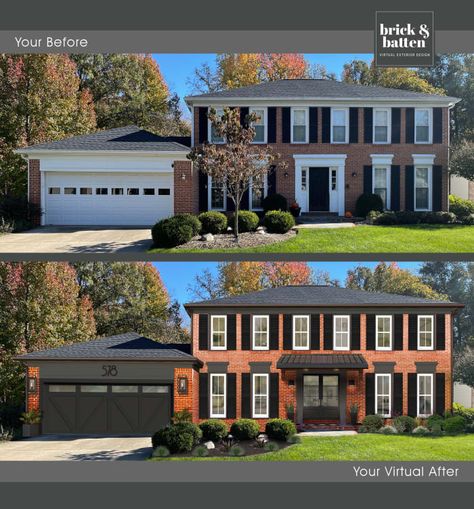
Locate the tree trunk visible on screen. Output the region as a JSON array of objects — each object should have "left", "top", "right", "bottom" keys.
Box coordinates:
[{"left": 234, "top": 199, "right": 239, "bottom": 239}]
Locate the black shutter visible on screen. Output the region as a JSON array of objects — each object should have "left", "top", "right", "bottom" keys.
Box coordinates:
[
  {"left": 433, "top": 107, "right": 443, "bottom": 144},
  {"left": 240, "top": 107, "right": 249, "bottom": 128},
  {"left": 364, "top": 108, "right": 373, "bottom": 143},
  {"left": 394, "top": 314, "right": 403, "bottom": 350},
  {"left": 391, "top": 107, "right": 401, "bottom": 144},
  {"left": 198, "top": 314, "right": 209, "bottom": 350},
  {"left": 241, "top": 373, "right": 251, "bottom": 418},
  {"left": 407, "top": 373, "right": 417, "bottom": 417},
  {"left": 310, "top": 314, "right": 320, "bottom": 350},
  {"left": 240, "top": 188, "right": 250, "bottom": 211},
  {"left": 321, "top": 107, "right": 331, "bottom": 143},
  {"left": 227, "top": 373, "right": 237, "bottom": 418},
  {"left": 282, "top": 107, "right": 291, "bottom": 143},
  {"left": 227, "top": 314, "right": 236, "bottom": 350},
  {"left": 436, "top": 314, "right": 446, "bottom": 350},
  {"left": 432, "top": 165, "right": 443, "bottom": 212},
  {"left": 323, "top": 314, "right": 333, "bottom": 350},
  {"left": 405, "top": 108, "right": 415, "bottom": 144},
  {"left": 391, "top": 165, "right": 401, "bottom": 211},
  {"left": 351, "top": 314, "right": 360, "bottom": 350},
  {"left": 405, "top": 165, "right": 414, "bottom": 211},
  {"left": 267, "top": 165, "right": 277, "bottom": 195},
  {"left": 309, "top": 107, "right": 318, "bottom": 143},
  {"left": 366, "top": 314, "right": 376, "bottom": 350},
  {"left": 268, "top": 107, "right": 277, "bottom": 143},
  {"left": 199, "top": 373, "right": 209, "bottom": 418},
  {"left": 393, "top": 373, "right": 403, "bottom": 416},
  {"left": 241, "top": 314, "right": 251, "bottom": 350},
  {"left": 270, "top": 373, "right": 279, "bottom": 418},
  {"left": 408, "top": 315, "right": 417, "bottom": 350},
  {"left": 270, "top": 314, "right": 279, "bottom": 350},
  {"left": 365, "top": 373, "right": 375, "bottom": 416},
  {"left": 436, "top": 373, "right": 446, "bottom": 415},
  {"left": 198, "top": 170, "right": 208, "bottom": 212},
  {"left": 198, "top": 107, "right": 208, "bottom": 144},
  {"left": 349, "top": 107, "right": 359, "bottom": 143},
  {"left": 283, "top": 314, "right": 292, "bottom": 350},
  {"left": 363, "top": 165, "right": 373, "bottom": 194}
]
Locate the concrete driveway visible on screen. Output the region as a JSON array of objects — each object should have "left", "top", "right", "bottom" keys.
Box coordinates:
[
  {"left": 0, "top": 226, "right": 153, "bottom": 253},
  {"left": 0, "top": 435, "right": 152, "bottom": 461}
]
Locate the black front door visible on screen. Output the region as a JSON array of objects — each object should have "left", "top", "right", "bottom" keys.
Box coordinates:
[
  {"left": 309, "top": 167, "right": 330, "bottom": 211},
  {"left": 303, "top": 375, "right": 339, "bottom": 420}
]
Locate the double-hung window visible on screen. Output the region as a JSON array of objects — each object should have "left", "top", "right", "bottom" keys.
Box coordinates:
[
  {"left": 211, "top": 315, "right": 227, "bottom": 350},
  {"left": 291, "top": 108, "right": 308, "bottom": 143},
  {"left": 253, "top": 315, "right": 269, "bottom": 350},
  {"left": 334, "top": 315, "right": 350, "bottom": 350},
  {"left": 415, "top": 108, "right": 432, "bottom": 144},
  {"left": 249, "top": 175, "right": 266, "bottom": 211},
  {"left": 414, "top": 166, "right": 432, "bottom": 211},
  {"left": 209, "top": 177, "right": 226, "bottom": 210},
  {"left": 331, "top": 108, "right": 348, "bottom": 143},
  {"left": 210, "top": 374, "right": 226, "bottom": 418},
  {"left": 252, "top": 374, "right": 269, "bottom": 418},
  {"left": 373, "top": 108, "right": 391, "bottom": 143},
  {"left": 375, "top": 373, "right": 391, "bottom": 417},
  {"left": 293, "top": 315, "right": 310, "bottom": 350},
  {"left": 418, "top": 315, "right": 434, "bottom": 350},
  {"left": 417, "top": 373, "right": 433, "bottom": 417},
  {"left": 209, "top": 107, "right": 225, "bottom": 143},
  {"left": 250, "top": 107, "right": 266, "bottom": 143},
  {"left": 376, "top": 315, "right": 392, "bottom": 350},
  {"left": 373, "top": 166, "right": 390, "bottom": 209}
]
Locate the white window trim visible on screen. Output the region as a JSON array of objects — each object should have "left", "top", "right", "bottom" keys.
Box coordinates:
[
  {"left": 375, "top": 315, "right": 393, "bottom": 351},
  {"left": 208, "top": 176, "right": 227, "bottom": 211},
  {"left": 417, "top": 373, "right": 434, "bottom": 418},
  {"left": 252, "top": 373, "right": 269, "bottom": 418},
  {"left": 249, "top": 174, "right": 268, "bottom": 211},
  {"left": 372, "top": 165, "right": 391, "bottom": 210},
  {"left": 208, "top": 107, "right": 225, "bottom": 144},
  {"left": 252, "top": 315, "right": 270, "bottom": 350},
  {"left": 375, "top": 373, "right": 392, "bottom": 418},
  {"left": 210, "top": 315, "right": 227, "bottom": 350},
  {"left": 373, "top": 107, "right": 391, "bottom": 144},
  {"left": 414, "top": 166, "right": 432, "bottom": 212},
  {"left": 291, "top": 107, "right": 309, "bottom": 144},
  {"left": 249, "top": 107, "right": 267, "bottom": 144},
  {"left": 210, "top": 373, "right": 226, "bottom": 418},
  {"left": 417, "top": 315, "right": 434, "bottom": 350},
  {"left": 414, "top": 108, "right": 433, "bottom": 144},
  {"left": 330, "top": 107, "right": 349, "bottom": 144},
  {"left": 292, "top": 315, "right": 310, "bottom": 350},
  {"left": 333, "top": 315, "right": 350, "bottom": 351}
]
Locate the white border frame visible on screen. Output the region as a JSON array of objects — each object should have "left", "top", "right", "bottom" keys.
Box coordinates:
[
  {"left": 375, "top": 315, "right": 393, "bottom": 351},
  {"left": 249, "top": 106, "right": 268, "bottom": 144},
  {"left": 252, "top": 315, "right": 270, "bottom": 350},
  {"left": 375, "top": 373, "right": 392, "bottom": 418},
  {"left": 373, "top": 107, "right": 392, "bottom": 144},
  {"left": 414, "top": 165, "right": 433, "bottom": 212},
  {"left": 330, "top": 107, "right": 349, "bottom": 144},
  {"left": 333, "top": 315, "right": 350, "bottom": 351},
  {"left": 417, "top": 315, "right": 435, "bottom": 350},
  {"left": 252, "top": 373, "right": 269, "bottom": 418},
  {"left": 210, "top": 373, "right": 226, "bottom": 418},
  {"left": 372, "top": 165, "right": 391, "bottom": 210},
  {"left": 417, "top": 373, "right": 434, "bottom": 418},
  {"left": 414, "top": 107, "right": 433, "bottom": 144},
  {"left": 292, "top": 315, "right": 310, "bottom": 350},
  {"left": 291, "top": 107, "right": 309, "bottom": 144},
  {"left": 210, "top": 315, "right": 227, "bottom": 351}
]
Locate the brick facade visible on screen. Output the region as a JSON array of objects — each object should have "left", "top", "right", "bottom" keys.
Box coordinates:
[
  {"left": 26, "top": 366, "right": 40, "bottom": 412},
  {"left": 173, "top": 367, "right": 197, "bottom": 415},
  {"left": 173, "top": 160, "right": 199, "bottom": 215},
  {"left": 28, "top": 159, "right": 41, "bottom": 225}
]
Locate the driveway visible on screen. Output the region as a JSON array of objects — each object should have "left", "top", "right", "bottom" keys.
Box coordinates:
[
  {"left": 0, "top": 226, "right": 153, "bottom": 253},
  {"left": 0, "top": 435, "right": 152, "bottom": 461}
]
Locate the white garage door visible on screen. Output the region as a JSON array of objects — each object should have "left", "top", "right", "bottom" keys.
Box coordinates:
[{"left": 44, "top": 172, "right": 174, "bottom": 226}]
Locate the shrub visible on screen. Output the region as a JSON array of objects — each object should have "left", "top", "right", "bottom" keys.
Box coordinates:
[
  {"left": 361, "top": 415, "right": 384, "bottom": 432},
  {"left": 152, "top": 445, "right": 170, "bottom": 457},
  {"left": 176, "top": 213, "right": 201, "bottom": 235},
  {"left": 379, "top": 425, "right": 397, "bottom": 435},
  {"left": 0, "top": 196, "right": 42, "bottom": 230},
  {"left": 265, "top": 419, "right": 297, "bottom": 441},
  {"left": 192, "top": 445, "right": 210, "bottom": 457},
  {"left": 230, "top": 418, "right": 260, "bottom": 440},
  {"left": 431, "top": 423, "right": 443, "bottom": 436},
  {"left": 413, "top": 426, "right": 430, "bottom": 436},
  {"left": 199, "top": 419, "right": 228, "bottom": 442},
  {"left": 172, "top": 408, "right": 193, "bottom": 424},
  {"left": 356, "top": 193, "right": 384, "bottom": 217},
  {"left": 452, "top": 403, "right": 474, "bottom": 424},
  {"left": 20, "top": 409, "right": 41, "bottom": 424},
  {"left": 229, "top": 445, "right": 245, "bottom": 457},
  {"left": 262, "top": 193, "right": 288, "bottom": 212},
  {"left": 463, "top": 213, "right": 474, "bottom": 225},
  {"left": 152, "top": 216, "right": 197, "bottom": 248},
  {"left": 198, "top": 211, "right": 228, "bottom": 234},
  {"left": 372, "top": 210, "right": 457, "bottom": 226},
  {"left": 444, "top": 416, "right": 466, "bottom": 434},
  {"left": 393, "top": 415, "right": 416, "bottom": 434},
  {"left": 152, "top": 422, "right": 202, "bottom": 453},
  {"left": 264, "top": 441, "right": 280, "bottom": 452},
  {"left": 263, "top": 210, "right": 295, "bottom": 233},
  {"left": 358, "top": 426, "right": 368, "bottom": 433},
  {"left": 287, "top": 434, "right": 301, "bottom": 444},
  {"left": 449, "top": 194, "right": 474, "bottom": 219},
  {"left": 427, "top": 414, "right": 445, "bottom": 431},
  {"left": 229, "top": 210, "right": 259, "bottom": 233},
  {"left": 465, "top": 423, "right": 474, "bottom": 434}
]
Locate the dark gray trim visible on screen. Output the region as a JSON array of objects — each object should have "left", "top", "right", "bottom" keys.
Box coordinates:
[
  {"left": 206, "top": 362, "right": 229, "bottom": 373},
  {"left": 249, "top": 362, "right": 272, "bottom": 373},
  {"left": 415, "top": 362, "right": 438, "bottom": 373},
  {"left": 373, "top": 362, "right": 395, "bottom": 374}
]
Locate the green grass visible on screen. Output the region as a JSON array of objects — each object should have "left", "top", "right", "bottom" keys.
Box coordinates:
[
  {"left": 149, "top": 225, "right": 474, "bottom": 253},
  {"left": 150, "top": 434, "right": 474, "bottom": 461}
]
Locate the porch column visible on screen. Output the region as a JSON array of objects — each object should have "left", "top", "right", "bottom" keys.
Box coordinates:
[{"left": 339, "top": 371, "right": 347, "bottom": 425}]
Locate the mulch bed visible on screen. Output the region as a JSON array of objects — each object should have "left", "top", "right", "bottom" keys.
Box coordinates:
[{"left": 169, "top": 439, "right": 292, "bottom": 458}]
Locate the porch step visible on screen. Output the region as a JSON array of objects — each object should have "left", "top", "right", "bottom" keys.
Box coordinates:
[{"left": 297, "top": 423, "right": 359, "bottom": 433}]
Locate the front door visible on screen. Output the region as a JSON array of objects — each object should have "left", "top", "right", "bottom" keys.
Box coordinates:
[
  {"left": 303, "top": 375, "right": 339, "bottom": 420},
  {"left": 309, "top": 168, "right": 330, "bottom": 211}
]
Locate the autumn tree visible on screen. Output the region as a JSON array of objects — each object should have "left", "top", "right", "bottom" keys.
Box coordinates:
[
  {"left": 264, "top": 262, "right": 313, "bottom": 287},
  {"left": 260, "top": 54, "right": 308, "bottom": 81}
]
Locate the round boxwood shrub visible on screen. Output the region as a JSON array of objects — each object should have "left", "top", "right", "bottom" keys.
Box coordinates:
[
  {"left": 192, "top": 445, "right": 210, "bottom": 457},
  {"left": 152, "top": 214, "right": 201, "bottom": 248},
  {"left": 265, "top": 418, "right": 297, "bottom": 441},
  {"left": 264, "top": 441, "right": 280, "bottom": 452},
  {"left": 355, "top": 193, "right": 384, "bottom": 218},
  {"left": 229, "top": 445, "right": 245, "bottom": 457},
  {"left": 427, "top": 414, "right": 445, "bottom": 431},
  {"left": 361, "top": 415, "right": 384, "bottom": 432},
  {"left": 379, "top": 425, "right": 397, "bottom": 435},
  {"left": 393, "top": 415, "right": 416, "bottom": 434},
  {"left": 449, "top": 194, "right": 474, "bottom": 219},
  {"left": 263, "top": 210, "right": 295, "bottom": 233},
  {"left": 198, "top": 211, "right": 228, "bottom": 234},
  {"left": 152, "top": 445, "right": 170, "bottom": 457},
  {"left": 230, "top": 418, "right": 260, "bottom": 440},
  {"left": 199, "top": 419, "right": 228, "bottom": 442},
  {"left": 444, "top": 416, "right": 466, "bottom": 434},
  {"left": 287, "top": 434, "right": 302, "bottom": 444},
  {"left": 413, "top": 426, "right": 430, "bottom": 436},
  {"left": 230, "top": 210, "right": 259, "bottom": 233},
  {"left": 152, "top": 422, "right": 202, "bottom": 453},
  {"left": 262, "top": 193, "right": 288, "bottom": 212},
  {"left": 463, "top": 213, "right": 474, "bottom": 225}
]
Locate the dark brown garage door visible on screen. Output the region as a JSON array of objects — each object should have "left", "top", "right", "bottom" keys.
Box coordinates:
[{"left": 42, "top": 383, "right": 171, "bottom": 435}]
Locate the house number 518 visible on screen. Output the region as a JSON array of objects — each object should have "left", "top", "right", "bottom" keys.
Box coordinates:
[{"left": 102, "top": 365, "right": 118, "bottom": 377}]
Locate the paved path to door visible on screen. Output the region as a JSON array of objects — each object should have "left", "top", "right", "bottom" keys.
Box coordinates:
[
  {"left": 0, "top": 226, "right": 153, "bottom": 253},
  {"left": 0, "top": 435, "right": 152, "bottom": 461}
]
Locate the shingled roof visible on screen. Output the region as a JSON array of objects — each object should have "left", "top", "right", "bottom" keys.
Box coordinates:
[{"left": 277, "top": 353, "right": 368, "bottom": 370}]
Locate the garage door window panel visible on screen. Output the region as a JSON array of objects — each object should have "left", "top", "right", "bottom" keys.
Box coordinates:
[
  {"left": 112, "top": 385, "right": 139, "bottom": 393},
  {"left": 143, "top": 188, "right": 156, "bottom": 195},
  {"left": 96, "top": 188, "right": 108, "bottom": 195},
  {"left": 112, "top": 188, "right": 124, "bottom": 195},
  {"left": 142, "top": 385, "right": 169, "bottom": 393},
  {"left": 127, "top": 188, "right": 139, "bottom": 196},
  {"left": 80, "top": 385, "right": 108, "bottom": 393},
  {"left": 49, "top": 384, "right": 76, "bottom": 393},
  {"left": 64, "top": 187, "right": 77, "bottom": 195},
  {"left": 48, "top": 187, "right": 60, "bottom": 195},
  {"left": 158, "top": 188, "right": 171, "bottom": 195}
]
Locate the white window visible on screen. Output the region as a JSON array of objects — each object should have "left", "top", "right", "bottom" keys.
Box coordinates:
[
  {"left": 252, "top": 374, "right": 269, "bottom": 418},
  {"left": 373, "top": 166, "right": 391, "bottom": 209},
  {"left": 293, "top": 315, "right": 310, "bottom": 350},
  {"left": 417, "top": 373, "right": 433, "bottom": 417},
  {"left": 209, "top": 177, "right": 226, "bottom": 210},
  {"left": 414, "top": 166, "right": 432, "bottom": 211},
  {"left": 331, "top": 108, "right": 348, "bottom": 143},
  {"left": 209, "top": 107, "right": 225, "bottom": 143},
  {"left": 250, "top": 107, "right": 267, "bottom": 143},
  {"left": 253, "top": 315, "right": 269, "bottom": 350},
  {"left": 415, "top": 108, "right": 432, "bottom": 144},
  {"left": 418, "top": 315, "right": 434, "bottom": 350},
  {"left": 334, "top": 315, "right": 350, "bottom": 350},
  {"left": 376, "top": 315, "right": 392, "bottom": 350},
  {"left": 211, "top": 315, "right": 227, "bottom": 350},
  {"left": 291, "top": 108, "right": 308, "bottom": 143},
  {"left": 210, "top": 374, "right": 226, "bottom": 418},
  {"left": 249, "top": 175, "right": 267, "bottom": 211},
  {"left": 373, "top": 108, "right": 391, "bottom": 143},
  {"left": 375, "top": 374, "right": 391, "bottom": 417}
]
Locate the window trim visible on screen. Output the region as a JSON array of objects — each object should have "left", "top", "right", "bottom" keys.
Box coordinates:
[
  {"left": 252, "top": 373, "right": 269, "bottom": 418},
  {"left": 417, "top": 315, "right": 434, "bottom": 350},
  {"left": 249, "top": 107, "right": 267, "bottom": 144},
  {"left": 210, "top": 315, "right": 227, "bottom": 350},
  {"left": 208, "top": 107, "right": 225, "bottom": 144},
  {"left": 210, "top": 373, "right": 226, "bottom": 418},
  {"left": 414, "top": 165, "right": 432, "bottom": 212},
  {"left": 330, "top": 107, "right": 349, "bottom": 144},
  {"left": 208, "top": 176, "right": 227, "bottom": 211},
  {"left": 375, "top": 315, "right": 393, "bottom": 351},
  {"left": 375, "top": 373, "right": 392, "bottom": 418},
  {"left": 414, "top": 107, "right": 433, "bottom": 144},
  {"left": 373, "top": 107, "right": 391, "bottom": 144},
  {"left": 333, "top": 315, "right": 350, "bottom": 351},
  {"left": 417, "top": 373, "right": 434, "bottom": 418},
  {"left": 292, "top": 314, "right": 310, "bottom": 350},
  {"left": 372, "top": 165, "right": 391, "bottom": 210},
  {"left": 252, "top": 315, "right": 270, "bottom": 350},
  {"left": 291, "top": 107, "right": 309, "bottom": 144}
]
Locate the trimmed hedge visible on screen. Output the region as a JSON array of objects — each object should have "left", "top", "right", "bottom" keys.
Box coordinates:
[
  {"left": 199, "top": 419, "right": 228, "bottom": 442},
  {"left": 152, "top": 214, "right": 202, "bottom": 248},
  {"left": 265, "top": 419, "right": 297, "bottom": 441},
  {"left": 449, "top": 194, "right": 474, "bottom": 219},
  {"left": 361, "top": 415, "right": 384, "bottom": 432},
  {"left": 230, "top": 419, "right": 260, "bottom": 440},
  {"left": 427, "top": 414, "right": 445, "bottom": 431},
  {"left": 263, "top": 193, "right": 288, "bottom": 212},
  {"left": 152, "top": 422, "right": 202, "bottom": 453},
  {"left": 444, "top": 416, "right": 466, "bottom": 434},
  {"left": 356, "top": 193, "right": 384, "bottom": 218},
  {"left": 370, "top": 210, "right": 457, "bottom": 226},
  {"left": 229, "top": 210, "right": 259, "bottom": 233},
  {"left": 453, "top": 403, "right": 474, "bottom": 424},
  {"left": 393, "top": 415, "right": 416, "bottom": 434},
  {"left": 263, "top": 210, "right": 295, "bottom": 233},
  {"left": 198, "top": 211, "right": 228, "bottom": 234},
  {"left": 379, "top": 425, "right": 397, "bottom": 435}
]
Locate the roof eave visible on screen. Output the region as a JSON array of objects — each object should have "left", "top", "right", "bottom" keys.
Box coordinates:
[
  {"left": 15, "top": 148, "right": 190, "bottom": 157},
  {"left": 15, "top": 355, "right": 203, "bottom": 367}
]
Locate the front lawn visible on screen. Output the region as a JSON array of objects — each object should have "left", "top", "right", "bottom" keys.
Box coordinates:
[
  {"left": 150, "top": 434, "right": 474, "bottom": 461},
  {"left": 149, "top": 224, "right": 474, "bottom": 253}
]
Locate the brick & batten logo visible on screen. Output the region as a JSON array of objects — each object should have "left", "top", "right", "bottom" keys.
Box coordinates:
[{"left": 375, "top": 11, "right": 434, "bottom": 67}]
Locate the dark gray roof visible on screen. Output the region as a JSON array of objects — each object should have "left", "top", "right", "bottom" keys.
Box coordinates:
[
  {"left": 18, "top": 126, "right": 191, "bottom": 152},
  {"left": 16, "top": 332, "right": 200, "bottom": 364},
  {"left": 277, "top": 353, "right": 368, "bottom": 370},
  {"left": 186, "top": 79, "right": 459, "bottom": 103},
  {"left": 186, "top": 285, "right": 460, "bottom": 309}
]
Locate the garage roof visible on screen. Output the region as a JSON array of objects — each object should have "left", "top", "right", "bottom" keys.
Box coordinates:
[{"left": 16, "top": 332, "right": 201, "bottom": 365}]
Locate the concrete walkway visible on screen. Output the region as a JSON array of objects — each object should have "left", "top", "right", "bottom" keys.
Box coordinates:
[
  {"left": 297, "top": 431, "right": 357, "bottom": 437},
  {"left": 295, "top": 222, "right": 357, "bottom": 229}
]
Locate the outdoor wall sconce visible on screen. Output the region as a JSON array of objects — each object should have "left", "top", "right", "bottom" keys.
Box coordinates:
[
  {"left": 181, "top": 173, "right": 186, "bottom": 181},
  {"left": 284, "top": 172, "right": 289, "bottom": 178},
  {"left": 178, "top": 376, "right": 188, "bottom": 395},
  {"left": 27, "top": 376, "right": 37, "bottom": 393},
  {"left": 351, "top": 172, "right": 358, "bottom": 177}
]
